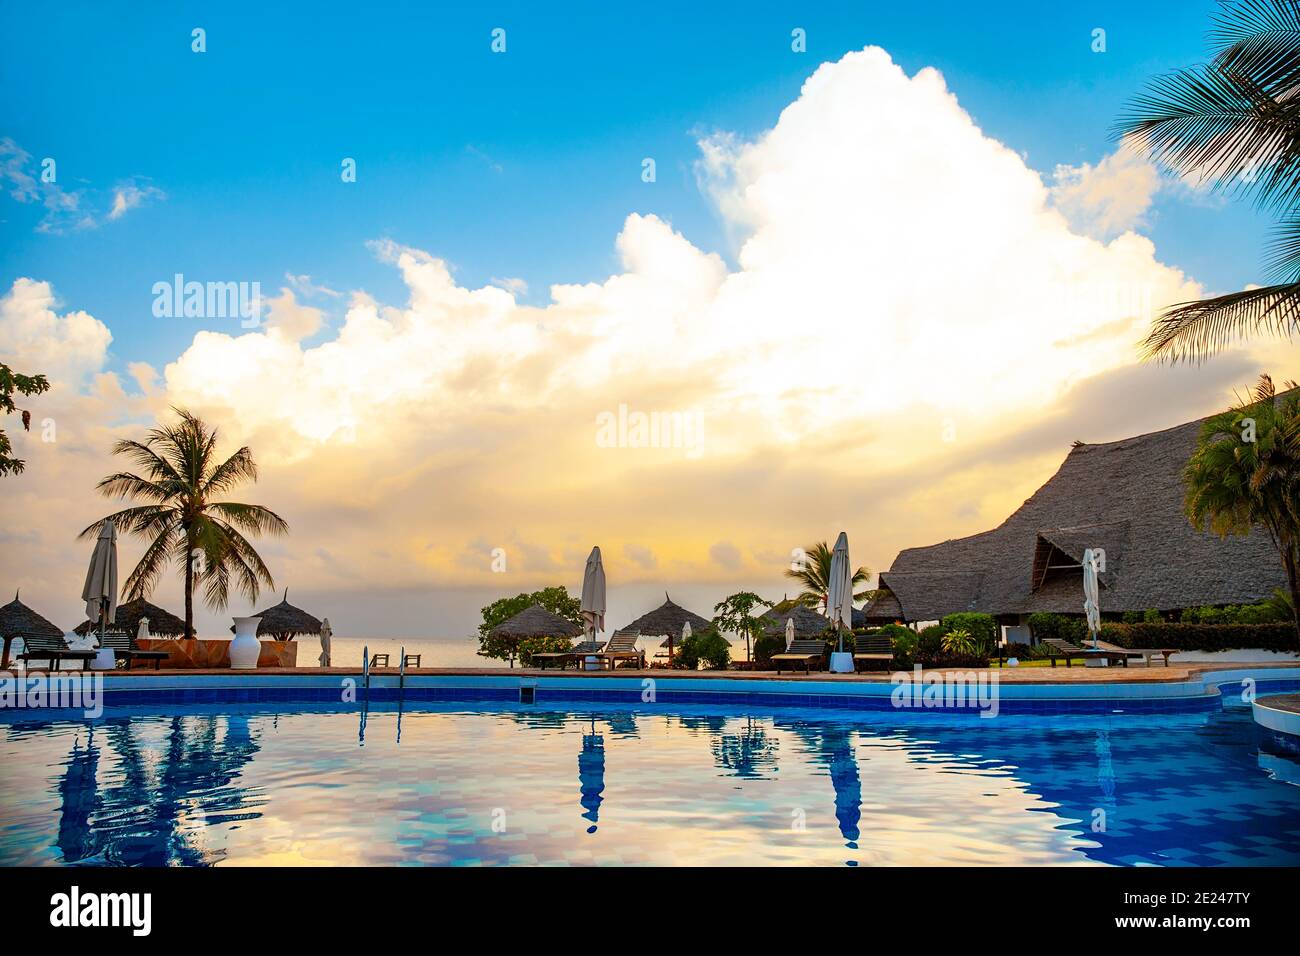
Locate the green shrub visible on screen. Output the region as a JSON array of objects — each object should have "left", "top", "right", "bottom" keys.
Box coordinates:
[
  {"left": 1104, "top": 622, "right": 1297, "bottom": 653},
  {"left": 752, "top": 631, "right": 787, "bottom": 668},
  {"left": 941, "top": 627, "right": 976, "bottom": 656},
  {"left": 517, "top": 634, "right": 573, "bottom": 666},
  {"left": 940, "top": 613, "right": 997, "bottom": 653},
  {"left": 674, "top": 627, "right": 732, "bottom": 670},
  {"left": 1027, "top": 612, "right": 1088, "bottom": 645},
  {"left": 1124, "top": 608, "right": 1164, "bottom": 624},
  {"left": 1179, "top": 603, "right": 1286, "bottom": 625}
]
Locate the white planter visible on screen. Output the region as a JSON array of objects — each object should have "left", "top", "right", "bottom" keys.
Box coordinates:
[
  {"left": 1084, "top": 655, "right": 1110, "bottom": 668},
  {"left": 828, "top": 651, "right": 854, "bottom": 673},
  {"left": 583, "top": 655, "right": 602, "bottom": 671},
  {"left": 229, "top": 616, "right": 262, "bottom": 670},
  {"left": 90, "top": 647, "right": 116, "bottom": 671}
]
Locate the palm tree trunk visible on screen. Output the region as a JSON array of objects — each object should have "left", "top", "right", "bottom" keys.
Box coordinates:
[
  {"left": 1285, "top": 544, "right": 1300, "bottom": 640},
  {"left": 183, "top": 526, "right": 195, "bottom": 640}
]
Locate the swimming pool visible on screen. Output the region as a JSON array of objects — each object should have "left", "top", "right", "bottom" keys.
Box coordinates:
[{"left": 3, "top": 693, "right": 1298, "bottom": 867}]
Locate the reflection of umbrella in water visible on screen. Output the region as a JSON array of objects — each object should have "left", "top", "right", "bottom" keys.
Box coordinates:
[
  {"left": 578, "top": 720, "right": 605, "bottom": 833},
  {"left": 56, "top": 728, "right": 101, "bottom": 863},
  {"left": 824, "top": 726, "right": 862, "bottom": 851}
]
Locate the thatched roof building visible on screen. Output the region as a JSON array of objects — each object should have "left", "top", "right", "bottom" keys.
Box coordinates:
[
  {"left": 625, "top": 595, "right": 711, "bottom": 648},
  {"left": 863, "top": 412, "right": 1287, "bottom": 624},
  {"left": 74, "top": 597, "right": 186, "bottom": 638},
  {"left": 490, "top": 604, "right": 583, "bottom": 639},
  {"left": 760, "top": 603, "right": 832, "bottom": 638},
  {"left": 0, "top": 592, "right": 65, "bottom": 668},
  {"left": 245, "top": 590, "right": 323, "bottom": 638}
]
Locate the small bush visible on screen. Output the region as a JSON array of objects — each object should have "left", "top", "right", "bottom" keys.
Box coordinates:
[
  {"left": 941, "top": 627, "right": 976, "bottom": 656},
  {"left": 517, "top": 634, "right": 573, "bottom": 666},
  {"left": 1103, "top": 622, "right": 1297, "bottom": 653},
  {"left": 1027, "top": 612, "right": 1088, "bottom": 645},
  {"left": 752, "top": 631, "right": 787, "bottom": 668},
  {"left": 1179, "top": 603, "right": 1286, "bottom": 626},
  {"left": 940, "top": 613, "right": 997, "bottom": 653},
  {"left": 674, "top": 627, "right": 732, "bottom": 670}
]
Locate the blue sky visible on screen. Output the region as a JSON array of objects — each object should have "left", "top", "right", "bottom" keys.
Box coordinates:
[{"left": 0, "top": 0, "right": 1273, "bottom": 376}]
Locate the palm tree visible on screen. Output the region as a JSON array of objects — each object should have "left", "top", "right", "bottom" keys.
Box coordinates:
[
  {"left": 1184, "top": 374, "right": 1300, "bottom": 636},
  {"left": 79, "top": 409, "right": 288, "bottom": 640},
  {"left": 784, "top": 541, "right": 873, "bottom": 613},
  {"left": 1116, "top": 0, "right": 1300, "bottom": 361}
]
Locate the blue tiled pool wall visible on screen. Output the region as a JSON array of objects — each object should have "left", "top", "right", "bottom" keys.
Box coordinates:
[{"left": 6, "top": 669, "right": 1296, "bottom": 716}]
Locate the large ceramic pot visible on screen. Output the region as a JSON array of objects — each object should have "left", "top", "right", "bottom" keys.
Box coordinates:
[{"left": 229, "top": 616, "right": 262, "bottom": 670}]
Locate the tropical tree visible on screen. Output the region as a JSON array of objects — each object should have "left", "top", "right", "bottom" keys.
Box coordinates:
[
  {"left": 79, "top": 408, "right": 288, "bottom": 640},
  {"left": 1116, "top": 0, "right": 1300, "bottom": 361},
  {"left": 784, "top": 541, "right": 873, "bottom": 613},
  {"left": 1184, "top": 374, "right": 1300, "bottom": 636},
  {"left": 712, "top": 591, "right": 773, "bottom": 663},
  {"left": 0, "top": 362, "right": 49, "bottom": 477},
  {"left": 477, "top": 586, "right": 582, "bottom": 663}
]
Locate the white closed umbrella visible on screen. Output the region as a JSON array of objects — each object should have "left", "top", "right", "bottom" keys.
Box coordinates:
[
  {"left": 319, "top": 618, "right": 332, "bottom": 668},
  {"left": 137, "top": 616, "right": 151, "bottom": 641},
  {"left": 1083, "top": 548, "right": 1101, "bottom": 649},
  {"left": 81, "top": 520, "right": 118, "bottom": 646},
  {"left": 827, "top": 531, "right": 853, "bottom": 648},
  {"left": 785, "top": 617, "right": 795, "bottom": 649},
  {"left": 580, "top": 547, "right": 606, "bottom": 669}
]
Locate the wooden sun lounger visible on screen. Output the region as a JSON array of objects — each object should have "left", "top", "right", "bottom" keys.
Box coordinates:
[
  {"left": 97, "top": 630, "right": 169, "bottom": 670},
  {"left": 852, "top": 634, "right": 893, "bottom": 672},
  {"left": 1041, "top": 637, "right": 1128, "bottom": 667},
  {"left": 531, "top": 640, "right": 605, "bottom": 670},
  {"left": 1094, "top": 638, "right": 1177, "bottom": 667},
  {"left": 594, "top": 630, "right": 644, "bottom": 669},
  {"left": 772, "top": 638, "right": 826, "bottom": 675},
  {"left": 17, "top": 635, "right": 96, "bottom": 671}
]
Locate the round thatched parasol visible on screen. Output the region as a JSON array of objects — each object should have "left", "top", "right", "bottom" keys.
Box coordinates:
[
  {"left": 74, "top": 597, "right": 186, "bottom": 638},
  {"left": 238, "top": 590, "right": 323, "bottom": 639},
  {"left": 760, "top": 603, "right": 832, "bottom": 639},
  {"left": 625, "top": 594, "right": 711, "bottom": 649},
  {"left": 490, "top": 604, "right": 583, "bottom": 640},
  {"left": 0, "top": 590, "right": 66, "bottom": 669}
]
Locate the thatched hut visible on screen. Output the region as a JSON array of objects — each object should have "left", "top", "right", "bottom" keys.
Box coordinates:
[
  {"left": 489, "top": 604, "right": 583, "bottom": 667},
  {"left": 625, "top": 595, "right": 712, "bottom": 653},
  {"left": 863, "top": 411, "right": 1288, "bottom": 626},
  {"left": 74, "top": 597, "right": 186, "bottom": 639},
  {"left": 0, "top": 591, "right": 65, "bottom": 669},
  {"left": 490, "top": 604, "right": 583, "bottom": 641},
  {"left": 242, "top": 590, "right": 323, "bottom": 639},
  {"left": 760, "top": 603, "right": 832, "bottom": 640}
]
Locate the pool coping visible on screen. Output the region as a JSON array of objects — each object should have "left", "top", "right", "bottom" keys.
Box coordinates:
[{"left": 5, "top": 663, "right": 1299, "bottom": 716}]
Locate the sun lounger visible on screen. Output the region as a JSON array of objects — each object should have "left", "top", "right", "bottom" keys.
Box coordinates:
[
  {"left": 1094, "top": 638, "right": 1176, "bottom": 667},
  {"left": 852, "top": 634, "right": 893, "bottom": 672},
  {"left": 531, "top": 640, "right": 605, "bottom": 670},
  {"left": 594, "top": 630, "right": 644, "bottom": 669},
  {"left": 772, "top": 638, "right": 826, "bottom": 675},
  {"left": 1041, "top": 637, "right": 1129, "bottom": 667},
  {"left": 17, "top": 635, "right": 96, "bottom": 671},
  {"left": 96, "top": 630, "right": 169, "bottom": 670},
  {"left": 369, "top": 652, "right": 390, "bottom": 668}
]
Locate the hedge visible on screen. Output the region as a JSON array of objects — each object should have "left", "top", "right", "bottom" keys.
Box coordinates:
[{"left": 1100, "top": 623, "right": 1298, "bottom": 653}]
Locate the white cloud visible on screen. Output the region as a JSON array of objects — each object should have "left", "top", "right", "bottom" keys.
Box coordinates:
[
  {"left": 1050, "top": 144, "right": 1163, "bottom": 239},
  {"left": 107, "top": 181, "right": 165, "bottom": 221},
  {"left": 6, "top": 46, "right": 1297, "bottom": 638},
  {"left": 0, "top": 278, "right": 113, "bottom": 383},
  {"left": 0, "top": 138, "right": 163, "bottom": 233}
]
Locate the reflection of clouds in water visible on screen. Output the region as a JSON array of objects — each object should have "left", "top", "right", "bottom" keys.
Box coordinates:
[{"left": 2, "top": 705, "right": 1297, "bottom": 866}]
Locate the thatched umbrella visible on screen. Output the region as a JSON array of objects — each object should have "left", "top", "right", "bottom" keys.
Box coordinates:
[
  {"left": 760, "top": 602, "right": 831, "bottom": 639},
  {"left": 242, "top": 589, "right": 323, "bottom": 639},
  {"left": 74, "top": 597, "right": 186, "bottom": 639},
  {"left": 625, "top": 594, "right": 711, "bottom": 659},
  {"left": 490, "top": 604, "right": 583, "bottom": 668},
  {"left": 0, "top": 590, "right": 65, "bottom": 669}
]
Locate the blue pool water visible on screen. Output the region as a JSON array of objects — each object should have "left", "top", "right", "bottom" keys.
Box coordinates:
[{"left": 1, "top": 696, "right": 1298, "bottom": 866}]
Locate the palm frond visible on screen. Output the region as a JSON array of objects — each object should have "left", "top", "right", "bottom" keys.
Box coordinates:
[
  {"left": 1142, "top": 281, "right": 1300, "bottom": 361},
  {"left": 121, "top": 526, "right": 179, "bottom": 602},
  {"left": 202, "top": 446, "right": 258, "bottom": 497},
  {"left": 78, "top": 505, "right": 176, "bottom": 539},
  {"left": 1210, "top": 0, "right": 1300, "bottom": 93},
  {"left": 206, "top": 501, "right": 289, "bottom": 536}
]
